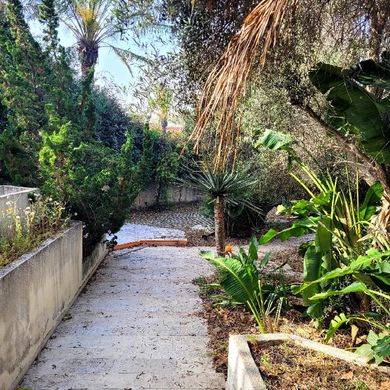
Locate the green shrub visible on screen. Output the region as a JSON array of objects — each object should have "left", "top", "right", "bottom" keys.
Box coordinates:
[
  {"left": 139, "top": 128, "right": 182, "bottom": 206},
  {"left": 201, "top": 237, "right": 288, "bottom": 333},
  {"left": 39, "top": 122, "right": 141, "bottom": 255}
]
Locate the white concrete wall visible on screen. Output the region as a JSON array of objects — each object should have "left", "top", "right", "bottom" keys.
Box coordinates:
[
  {"left": 133, "top": 184, "right": 202, "bottom": 209},
  {"left": 0, "top": 222, "right": 84, "bottom": 390},
  {"left": 0, "top": 185, "right": 38, "bottom": 237}
]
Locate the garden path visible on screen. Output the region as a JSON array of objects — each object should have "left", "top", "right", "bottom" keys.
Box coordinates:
[{"left": 21, "top": 229, "right": 225, "bottom": 389}]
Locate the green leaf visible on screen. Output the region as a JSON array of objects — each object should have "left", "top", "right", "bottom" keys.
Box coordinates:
[
  {"left": 200, "top": 254, "right": 259, "bottom": 304},
  {"left": 294, "top": 250, "right": 388, "bottom": 295},
  {"left": 302, "top": 245, "right": 322, "bottom": 305},
  {"left": 355, "top": 344, "right": 375, "bottom": 363},
  {"left": 315, "top": 217, "right": 333, "bottom": 253},
  {"left": 359, "top": 182, "right": 383, "bottom": 221},
  {"left": 259, "top": 218, "right": 316, "bottom": 244},
  {"left": 325, "top": 313, "right": 349, "bottom": 342},
  {"left": 256, "top": 129, "right": 294, "bottom": 152},
  {"left": 367, "top": 330, "right": 379, "bottom": 346},
  {"left": 259, "top": 252, "right": 271, "bottom": 270},
  {"left": 309, "top": 62, "right": 390, "bottom": 164},
  {"left": 352, "top": 58, "right": 390, "bottom": 89},
  {"left": 373, "top": 335, "right": 390, "bottom": 364},
  {"left": 248, "top": 236, "right": 259, "bottom": 261},
  {"left": 309, "top": 282, "right": 368, "bottom": 301}
]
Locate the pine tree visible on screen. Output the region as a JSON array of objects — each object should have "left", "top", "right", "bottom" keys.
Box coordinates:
[
  {"left": 0, "top": 0, "right": 48, "bottom": 138},
  {"left": 39, "top": 0, "right": 60, "bottom": 55}
]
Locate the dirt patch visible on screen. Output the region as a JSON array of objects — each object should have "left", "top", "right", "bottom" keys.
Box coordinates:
[{"left": 250, "top": 341, "right": 389, "bottom": 390}]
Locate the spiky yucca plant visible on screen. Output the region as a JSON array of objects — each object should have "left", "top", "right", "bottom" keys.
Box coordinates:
[{"left": 185, "top": 166, "right": 260, "bottom": 256}]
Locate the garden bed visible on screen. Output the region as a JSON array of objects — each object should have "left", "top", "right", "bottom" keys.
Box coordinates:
[
  {"left": 195, "top": 274, "right": 352, "bottom": 378},
  {"left": 227, "top": 334, "right": 390, "bottom": 390}
]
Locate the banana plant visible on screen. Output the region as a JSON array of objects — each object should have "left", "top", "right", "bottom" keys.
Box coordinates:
[
  {"left": 258, "top": 130, "right": 386, "bottom": 318},
  {"left": 309, "top": 57, "right": 390, "bottom": 165},
  {"left": 200, "top": 237, "right": 285, "bottom": 333}
]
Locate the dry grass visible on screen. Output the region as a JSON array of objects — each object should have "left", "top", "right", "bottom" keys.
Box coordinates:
[{"left": 0, "top": 197, "right": 67, "bottom": 267}]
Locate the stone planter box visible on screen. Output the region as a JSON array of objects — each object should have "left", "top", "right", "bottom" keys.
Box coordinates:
[
  {"left": 0, "top": 222, "right": 109, "bottom": 390},
  {"left": 226, "top": 333, "right": 390, "bottom": 390}
]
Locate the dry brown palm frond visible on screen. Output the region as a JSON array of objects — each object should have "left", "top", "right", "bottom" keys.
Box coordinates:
[{"left": 189, "top": 0, "right": 298, "bottom": 171}]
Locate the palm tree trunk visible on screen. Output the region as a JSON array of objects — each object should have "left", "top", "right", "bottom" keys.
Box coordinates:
[
  {"left": 79, "top": 42, "right": 99, "bottom": 78},
  {"left": 214, "top": 195, "right": 225, "bottom": 256},
  {"left": 161, "top": 117, "right": 168, "bottom": 135}
]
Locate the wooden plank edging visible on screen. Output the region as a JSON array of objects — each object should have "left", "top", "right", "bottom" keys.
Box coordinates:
[{"left": 113, "top": 239, "right": 188, "bottom": 251}]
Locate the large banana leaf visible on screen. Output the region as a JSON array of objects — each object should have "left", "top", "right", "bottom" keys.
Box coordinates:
[
  {"left": 259, "top": 217, "right": 318, "bottom": 244},
  {"left": 302, "top": 244, "right": 322, "bottom": 306},
  {"left": 255, "top": 129, "right": 299, "bottom": 167},
  {"left": 309, "top": 281, "right": 369, "bottom": 301},
  {"left": 200, "top": 251, "right": 259, "bottom": 304},
  {"left": 256, "top": 129, "right": 294, "bottom": 152},
  {"left": 293, "top": 249, "right": 390, "bottom": 295},
  {"left": 309, "top": 62, "right": 390, "bottom": 164},
  {"left": 352, "top": 57, "right": 390, "bottom": 89}
]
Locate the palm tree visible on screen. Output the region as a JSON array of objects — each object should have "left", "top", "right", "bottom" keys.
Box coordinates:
[
  {"left": 58, "top": 0, "right": 153, "bottom": 76},
  {"left": 189, "top": 0, "right": 390, "bottom": 173},
  {"left": 185, "top": 166, "right": 260, "bottom": 256},
  {"left": 189, "top": 0, "right": 390, "bottom": 239},
  {"left": 148, "top": 84, "right": 173, "bottom": 134}
]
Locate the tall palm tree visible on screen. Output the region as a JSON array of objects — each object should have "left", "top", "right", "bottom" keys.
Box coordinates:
[{"left": 58, "top": 0, "right": 153, "bottom": 76}]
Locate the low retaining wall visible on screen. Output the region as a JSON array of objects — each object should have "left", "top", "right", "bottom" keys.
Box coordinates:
[
  {"left": 0, "top": 185, "right": 37, "bottom": 237},
  {"left": 0, "top": 222, "right": 108, "bottom": 390},
  {"left": 133, "top": 184, "right": 202, "bottom": 208}
]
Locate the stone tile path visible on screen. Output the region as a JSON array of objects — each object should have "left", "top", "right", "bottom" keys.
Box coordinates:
[{"left": 21, "top": 246, "right": 225, "bottom": 389}]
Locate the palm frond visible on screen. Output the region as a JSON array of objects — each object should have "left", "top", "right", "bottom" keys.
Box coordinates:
[{"left": 189, "top": 0, "right": 298, "bottom": 170}]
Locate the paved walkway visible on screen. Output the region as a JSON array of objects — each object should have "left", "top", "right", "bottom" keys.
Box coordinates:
[
  {"left": 21, "top": 246, "right": 225, "bottom": 389},
  {"left": 114, "top": 224, "right": 186, "bottom": 246}
]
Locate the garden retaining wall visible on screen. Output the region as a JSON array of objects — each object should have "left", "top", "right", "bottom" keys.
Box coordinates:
[
  {"left": 0, "top": 222, "right": 109, "bottom": 390},
  {"left": 133, "top": 184, "right": 202, "bottom": 208},
  {"left": 226, "top": 333, "right": 390, "bottom": 390}
]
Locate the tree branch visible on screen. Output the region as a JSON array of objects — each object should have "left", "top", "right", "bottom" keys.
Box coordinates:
[{"left": 301, "top": 104, "right": 390, "bottom": 194}]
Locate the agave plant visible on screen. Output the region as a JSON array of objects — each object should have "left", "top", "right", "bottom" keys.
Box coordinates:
[{"left": 184, "top": 165, "right": 260, "bottom": 256}]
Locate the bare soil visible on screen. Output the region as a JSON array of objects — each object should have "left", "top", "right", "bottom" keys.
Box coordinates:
[{"left": 250, "top": 341, "right": 390, "bottom": 390}]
